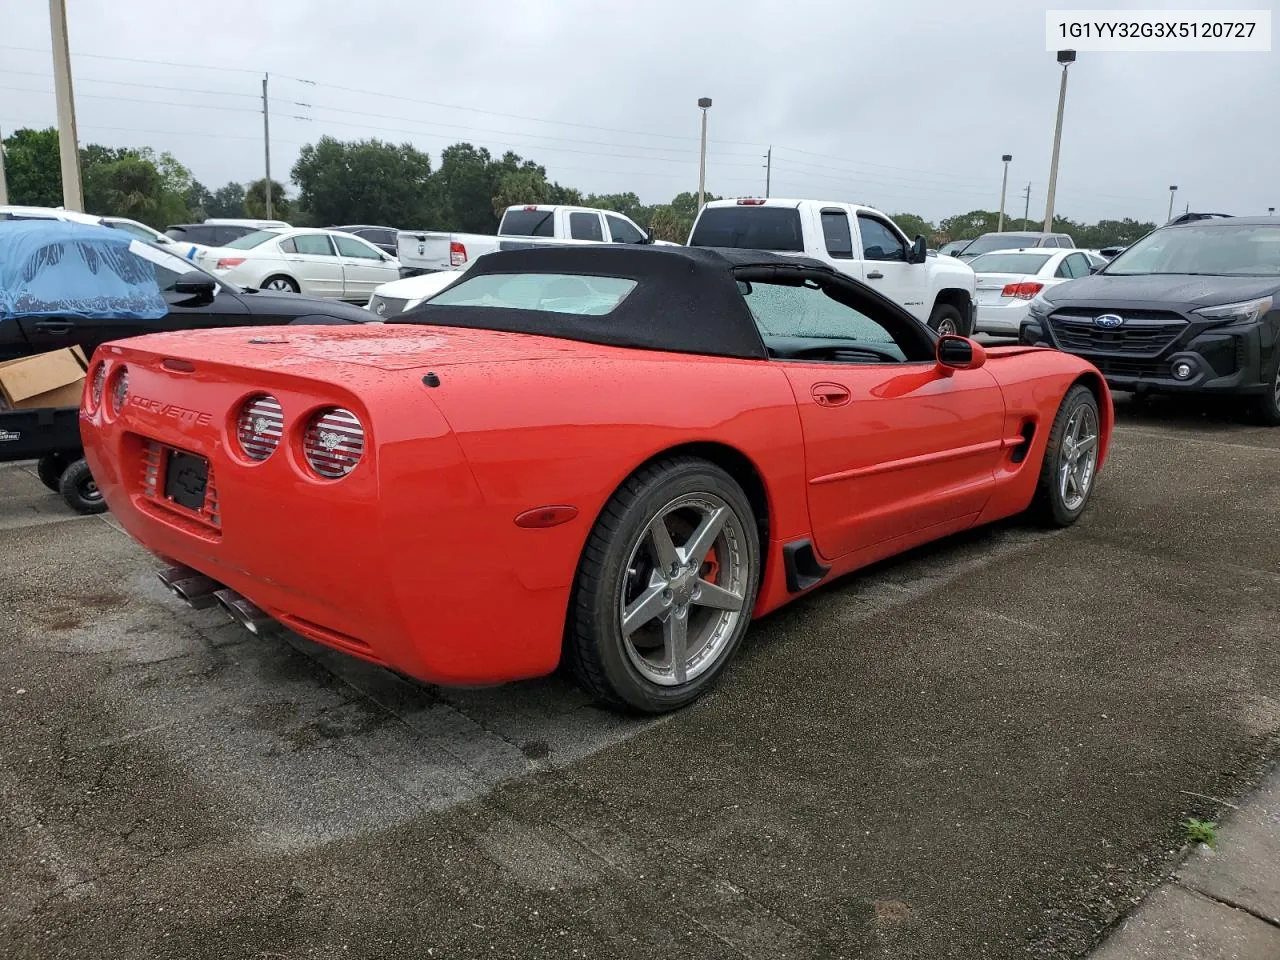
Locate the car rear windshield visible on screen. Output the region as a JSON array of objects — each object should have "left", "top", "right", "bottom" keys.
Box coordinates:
[
  {"left": 961, "top": 234, "right": 1041, "bottom": 257},
  {"left": 968, "top": 252, "right": 1053, "bottom": 274},
  {"left": 498, "top": 209, "right": 556, "bottom": 237},
  {"left": 1105, "top": 224, "right": 1280, "bottom": 277},
  {"left": 425, "top": 273, "right": 638, "bottom": 316},
  {"left": 223, "top": 229, "right": 280, "bottom": 250},
  {"left": 688, "top": 207, "right": 805, "bottom": 252}
]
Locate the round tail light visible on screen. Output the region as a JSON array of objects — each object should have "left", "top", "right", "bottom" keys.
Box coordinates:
[
  {"left": 90, "top": 362, "right": 107, "bottom": 408},
  {"left": 302, "top": 408, "right": 364, "bottom": 479},
  {"left": 236, "top": 395, "right": 283, "bottom": 461},
  {"left": 110, "top": 365, "right": 129, "bottom": 413}
]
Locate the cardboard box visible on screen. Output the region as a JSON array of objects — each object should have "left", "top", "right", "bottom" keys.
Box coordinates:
[{"left": 0, "top": 345, "right": 89, "bottom": 411}]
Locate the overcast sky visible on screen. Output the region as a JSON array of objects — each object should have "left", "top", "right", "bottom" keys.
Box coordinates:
[{"left": 1, "top": 0, "right": 1276, "bottom": 226}]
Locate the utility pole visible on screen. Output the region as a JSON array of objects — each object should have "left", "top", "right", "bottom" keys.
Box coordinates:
[
  {"left": 696, "top": 97, "right": 712, "bottom": 211},
  {"left": 0, "top": 126, "right": 8, "bottom": 205},
  {"left": 764, "top": 145, "right": 772, "bottom": 198},
  {"left": 1167, "top": 185, "right": 1178, "bottom": 222},
  {"left": 262, "top": 73, "right": 272, "bottom": 220},
  {"left": 997, "top": 154, "right": 1012, "bottom": 232},
  {"left": 1043, "top": 50, "right": 1076, "bottom": 232},
  {"left": 1021, "top": 182, "right": 1031, "bottom": 229},
  {"left": 48, "top": 0, "right": 83, "bottom": 210}
]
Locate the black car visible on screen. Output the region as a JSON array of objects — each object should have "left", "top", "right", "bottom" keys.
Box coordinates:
[
  {"left": 1019, "top": 216, "right": 1280, "bottom": 421},
  {"left": 164, "top": 222, "right": 262, "bottom": 250},
  {"left": 328, "top": 224, "right": 399, "bottom": 256}
]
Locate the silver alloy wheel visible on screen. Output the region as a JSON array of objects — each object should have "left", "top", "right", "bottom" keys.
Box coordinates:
[
  {"left": 1058, "top": 403, "right": 1098, "bottom": 511},
  {"left": 1273, "top": 362, "right": 1280, "bottom": 409},
  {"left": 935, "top": 317, "right": 957, "bottom": 335},
  {"left": 265, "top": 278, "right": 295, "bottom": 292},
  {"left": 618, "top": 492, "right": 749, "bottom": 687}
]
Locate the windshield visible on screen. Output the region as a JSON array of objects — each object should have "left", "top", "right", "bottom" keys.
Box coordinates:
[
  {"left": 1104, "top": 224, "right": 1280, "bottom": 277},
  {"left": 425, "top": 273, "right": 637, "bottom": 315},
  {"left": 689, "top": 207, "right": 804, "bottom": 251},
  {"left": 224, "top": 229, "right": 280, "bottom": 250},
  {"left": 968, "top": 252, "right": 1053, "bottom": 274},
  {"left": 961, "top": 234, "right": 1041, "bottom": 257}
]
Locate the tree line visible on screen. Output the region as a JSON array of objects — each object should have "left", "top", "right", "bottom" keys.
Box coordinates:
[{"left": 2, "top": 127, "right": 1157, "bottom": 248}]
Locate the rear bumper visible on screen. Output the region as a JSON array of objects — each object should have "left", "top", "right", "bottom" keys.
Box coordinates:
[
  {"left": 975, "top": 300, "right": 1031, "bottom": 335},
  {"left": 80, "top": 352, "right": 572, "bottom": 686}
]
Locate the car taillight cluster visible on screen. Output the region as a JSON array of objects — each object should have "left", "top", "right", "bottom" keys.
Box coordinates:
[
  {"left": 90, "top": 362, "right": 107, "bottom": 408},
  {"left": 232, "top": 397, "right": 365, "bottom": 480},
  {"left": 110, "top": 365, "right": 129, "bottom": 413},
  {"left": 449, "top": 240, "right": 467, "bottom": 268},
  {"left": 235, "top": 395, "right": 284, "bottom": 461},
  {"left": 1001, "top": 282, "right": 1045, "bottom": 300},
  {"left": 303, "top": 408, "right": 365, "bottom": 479},
  {"left": 216, "top": 257, "right": 246, "bottom": 270}
]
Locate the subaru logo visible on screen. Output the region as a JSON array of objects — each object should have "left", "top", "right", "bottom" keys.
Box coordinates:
[
  {"left": 1093, "top": 314, "right": 1124, "bottom": 329},
  {"left": 375, "top": 301, "right": 386, "bottom": 316}
]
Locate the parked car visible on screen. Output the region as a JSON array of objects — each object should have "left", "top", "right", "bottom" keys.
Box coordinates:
[
  {"left": 328, "top": 224, "right": 399, "bottom": 257},
  {"left": 81, "top": 244, "right": 1110, "bottom": 713},
  {"left": 195, "top": 228, "right": 401, "bottom": 302},
  {"left": 971, "top": 248, "right": 1099, "bottom": 336},
  {"left": 0, "top": 205, "right": 183, "bottom": 251},
  {"left": 937, "top": 239, "right": 969, "bottom": 258},
  {"left": 688, "top": 197, "right": 977, "bottom": 335},
  {"left": 0, "top": 219, "right": 375, "bottom": 512},
  {"left": 1018, "top": 216, "right": 1280, "bottom": 421},
  {"left": 397, "top": 204, "right": 665, "bottom": 275},
  {"left": 366, "top": 269, "right": 467, "bottom": 319},
  {"left": 165, "top": 222, "right": 262, "bottom": 261},
  {"left": 955, "top": 231, "right": 1077, "bottom": 261}
]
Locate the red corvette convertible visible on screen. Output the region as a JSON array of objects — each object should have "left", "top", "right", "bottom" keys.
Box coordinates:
[{"left": 81, "top": 245, "right": 1112, "bottom": 712}]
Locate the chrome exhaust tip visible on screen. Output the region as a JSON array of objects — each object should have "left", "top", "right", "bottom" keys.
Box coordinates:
[
  {"left": 213, "top": 589, "right": 275, "bottom": 636},
  {"left": 157, "top": 565, "right": 220, "bottom": 609}
]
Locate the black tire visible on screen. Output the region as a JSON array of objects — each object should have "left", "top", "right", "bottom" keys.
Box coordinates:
[
  {"left": 566, "top": 457, "right": 761, "bottom": 713},
  {"left": 262, "top": 275, "right": 299, "bottom": 294},
  {"left": 36, "top": 453, "right": 70, "bottom": 492},
  {"left": 928, "top": 303, "right": 964, "bottom": 337},
  {"left": 58, "top": 459, "right": 107, "bottom": 515},
  {"left": 1030, "top": 384, "right": 1101, "bottom": 527},
  {"left": 1251, "top": 355, "right": 1280, "bottom": 425}
]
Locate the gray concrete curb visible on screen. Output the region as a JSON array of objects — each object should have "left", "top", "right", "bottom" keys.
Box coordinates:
[{"left": 1090, "top": 763, "right": 1280, "bottom": 958}]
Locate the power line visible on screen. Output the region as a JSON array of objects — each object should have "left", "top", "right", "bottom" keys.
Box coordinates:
[
  {"left": 0, "top": 45, "right": 263, "bottom": 75},
  {"left": 0, "top": 67, "right": 261, "bottom": 100}
]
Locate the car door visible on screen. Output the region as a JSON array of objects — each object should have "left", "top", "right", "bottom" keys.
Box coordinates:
[
  {"left": 280, "top": 233, "right": 344, "bottom": 298},
  {"left": 15, "top": 240, "right": 254, "bottom": 358},
  {"left": 854, "top": 213, "right": 923, "bottom": 318},
  {"left": 332, "top": 233, "right": 398, "bottom": 301},
  {"left": 818, "top": 207, "right": 864, "bottom": 280},
  {"left": 739, "top": 271, "right": 1006, "bottom": 559}
]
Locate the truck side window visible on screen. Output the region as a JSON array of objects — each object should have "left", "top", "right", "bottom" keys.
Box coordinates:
[
  {"left": 820, "top": 210, "right": 854, "bottom": 260},
  {"left": 606, "top": 215, "right": 645, "bottom": 244},
  {"left": 569, "top": 213, "right": 604, "bottom": 242},
  {"left": 857, "top": 216, "right": 906, "bottom": 262}
]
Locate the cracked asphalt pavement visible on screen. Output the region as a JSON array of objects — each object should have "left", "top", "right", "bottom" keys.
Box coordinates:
[{"left": 2, "top": 394, "right": 1279, "bottom": 959}]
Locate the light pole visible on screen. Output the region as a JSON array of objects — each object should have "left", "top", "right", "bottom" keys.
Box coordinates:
[
  {"left": 49, "top": 0, "right": 83, "bottom": 210},
  {"left": 1167, "top": 185, "right": 1178, "bottom": 222},
  {"left": 697, "top": 97, "right": 712, "bottom": 211},
  {"left": 997, "top": 154, "right": 1012, "bottom": 232},
  {"left": 1042, "top": 49, "right": 1075, "bottom": 233}
]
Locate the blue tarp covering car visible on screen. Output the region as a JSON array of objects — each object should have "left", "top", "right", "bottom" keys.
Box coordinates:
[{"left": 0, "top": 219, "right": 167, "bottom": 321}]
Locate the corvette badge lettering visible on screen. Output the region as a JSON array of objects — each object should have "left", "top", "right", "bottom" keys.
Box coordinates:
[{"left": 130, "top": 395, "right": 213, "bottom": 426}]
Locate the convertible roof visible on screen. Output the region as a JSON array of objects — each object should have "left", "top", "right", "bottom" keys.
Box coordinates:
[{"left": 391, "top": 245, "right": 834, "bottom": 360}]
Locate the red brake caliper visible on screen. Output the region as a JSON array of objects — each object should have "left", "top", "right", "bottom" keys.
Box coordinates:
[{"left": 701, "top": 546, "right": 720, "bottom": 584}]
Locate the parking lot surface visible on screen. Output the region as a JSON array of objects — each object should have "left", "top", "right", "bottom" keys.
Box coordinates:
[{"left": 3, "top": 395, "right": 1279, "bottom": 959}]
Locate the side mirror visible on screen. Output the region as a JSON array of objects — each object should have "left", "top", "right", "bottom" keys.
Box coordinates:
[
  {"left": 936, "top": 334, "right": 987, "bottom": 372},
  {"left": 173, "top": 270, "right": 217, "bottom": 299},
  {"left": 908, "top": 236, "right": 928, "bottom": 264}
]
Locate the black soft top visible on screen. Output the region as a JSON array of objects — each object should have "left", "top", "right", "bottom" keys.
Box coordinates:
[{"left": 391, "top": 244, "right": 836, "bottom": 360}]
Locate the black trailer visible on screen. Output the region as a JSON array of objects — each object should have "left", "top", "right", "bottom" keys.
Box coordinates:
[{"left": 0, "top": 405, "right": 102, "bottom": 513}]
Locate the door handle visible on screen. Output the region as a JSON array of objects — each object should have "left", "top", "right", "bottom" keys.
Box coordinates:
[
  {"left": 32, "top": 319, "right": 74, "bottom": 333},
  {"left": 866, "top": 270, "right": 884, "bottom": 280},
  {"left": 286, "top": 257, "right": 305, "bottom": 262},
  {"left": 811, "top": 383, "right": 851, "bottom": 407}
]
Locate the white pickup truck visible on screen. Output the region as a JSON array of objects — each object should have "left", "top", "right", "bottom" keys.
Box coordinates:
[
  {"left": 688, "top": 198, "right": 977, "bottom": 335},
  {"left": 397, "top": 204, "right": 665, "bottom": 275}
]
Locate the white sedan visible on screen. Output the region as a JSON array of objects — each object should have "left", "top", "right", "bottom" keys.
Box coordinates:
[
  {"left": 972, "top": 248, "right": 1105, "bottom": 336},
  {"left": 197, "top": 228, "right": 402, "bottom": 302}
]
